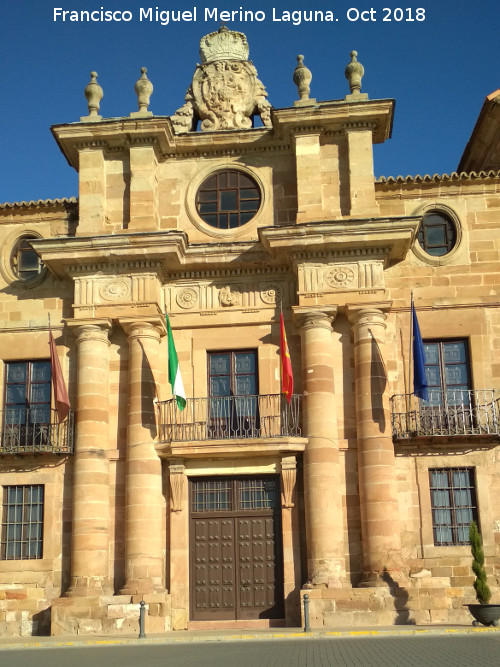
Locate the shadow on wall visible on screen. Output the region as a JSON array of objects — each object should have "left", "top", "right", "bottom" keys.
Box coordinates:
[{"left": 382, "top": 567, "right": 415, "bottom": 625}]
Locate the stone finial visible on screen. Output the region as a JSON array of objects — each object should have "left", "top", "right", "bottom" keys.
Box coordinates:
[
  {"left": 293, "top": 55, "right": 316, "bottom": 107},
  {"left": 345, "top": 51, "right": 365, "bottom": 96},
  {"left": 82, "top": 71, "right": 103, "bottom": 122},
  {"left": 130, "top": 67, "right": 153, "bottom": 118}
]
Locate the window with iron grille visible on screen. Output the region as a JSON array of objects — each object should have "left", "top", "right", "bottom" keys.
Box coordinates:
[
  {"left": 429, "top": 468, "right": 478, "bottom": 545},
  {"left": 1, "top": 485, "right": 44, "bottom": 559}
]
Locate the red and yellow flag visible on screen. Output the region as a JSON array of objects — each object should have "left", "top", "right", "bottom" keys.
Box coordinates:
[{"left": 280, "top": 311, "right": 294, "bottom": 403}]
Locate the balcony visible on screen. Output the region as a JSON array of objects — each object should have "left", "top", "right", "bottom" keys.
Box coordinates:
[
  {"left": 0, "top": 409, "right": 74, "bottom": 455},
  {"left": 156, "top": 394, "right": 302, "bottom": 443},
  {"left": 391, "top": 389, "right": 500, "bottom": 443}
]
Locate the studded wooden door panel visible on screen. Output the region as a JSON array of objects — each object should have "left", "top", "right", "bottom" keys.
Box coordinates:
[
  {"left": 190, "top": 476, "right": 283, "bottom": 621},
  {"left": 237, "top": 516, "right": 281, "bottom": 619},
  {"left": 192, "top": 518, "right": 236, "bottom": 620}
]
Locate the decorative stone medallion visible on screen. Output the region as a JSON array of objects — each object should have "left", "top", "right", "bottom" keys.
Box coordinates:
[
  {"left": 99, "top": 279, "right": 130, "bottom": 301},
  {"left": 176, "top": 288, "right": 198, "bottom": 309},
  {"left": 326, "top": 266, "right": 356, "bottom": 289},
  {"left": 260, "top": 283, "right": 283, "bottom": 305}
]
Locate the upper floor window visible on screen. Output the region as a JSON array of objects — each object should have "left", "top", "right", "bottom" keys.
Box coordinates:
[
  {"left": 1, "top": 485, "right": 44, "bottom": 560},
  {"left": 4, "top": 360, "right": 52, "bottom": 427},
  {"left": 10, "top": 237, "right": 43, "bottom": 281},
  {"left": 422, "top": 340, "right": 471, "bottom": 406},
  {"left": 208, "top": 350, "right": 259, "bottom": 437},
  {"left": 196, "top": 170, "right": 261, "bottom": 229},
  {"left": 417, "top": 211, "right": 457, "bottom": 257},
  {"left": 429, "top": 468, "right": 477, "bottom": 545}
]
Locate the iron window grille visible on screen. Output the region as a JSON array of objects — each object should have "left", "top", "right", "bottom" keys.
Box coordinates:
[
  {"left": 429, "top": 468, "right": 478, "bottom": 545},
  {"left": 1, "top": 485, "right": 44, "bottom": 560}
]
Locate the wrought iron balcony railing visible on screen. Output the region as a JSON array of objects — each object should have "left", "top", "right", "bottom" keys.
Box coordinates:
[
  {"left": 391, "top": 389, "right": 500, "bottom": 440},
  {"left": 156, "top": 394, "right": 302, "bottom": 443},
  {"left": 0, "top": 409, "right": 74, "bottom": 455}
]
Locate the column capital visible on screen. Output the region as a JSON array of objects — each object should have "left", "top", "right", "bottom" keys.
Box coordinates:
[
  {"left": 346, "top": 301, "right": 392, "bottom": 327},
  {"left": 293, "top": 306, "right": 338, "bottom": 332},
  {"left": 65, "top": 318, "right": 112, "bottom": 346},
  {"left": 119, "top": 316, "right": 164, "bottom": 340}
]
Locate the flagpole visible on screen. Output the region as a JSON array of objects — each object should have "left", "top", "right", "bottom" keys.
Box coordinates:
[{"left": 408, "top": 291, "right": 414, "bottom": 428}]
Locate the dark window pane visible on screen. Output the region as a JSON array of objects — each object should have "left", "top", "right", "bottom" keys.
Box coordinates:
[
  {"left": 229, "top": 214, "right": 239, "bottom": 228},
  {"left": 220, "top": 191, "right": 238, "bottom": 211},
  {"left": 6, "top": 364, "right": 27, "bottom": 383}
]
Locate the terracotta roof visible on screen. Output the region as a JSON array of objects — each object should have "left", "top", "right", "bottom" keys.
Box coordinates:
[
  {"left": 0, "top": 197, "right": 77, "bottom": 209},
  {"left": 376, "top": 170, "right": 500, "bottom": 184}
]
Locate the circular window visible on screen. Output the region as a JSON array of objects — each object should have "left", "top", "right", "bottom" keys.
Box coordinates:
[
  {"left": 11, "top": 236, "right": 43, "bottom": 281},
  {"left": 417, "top": 211, "right": 457, "bottom": 256},
  {"left": 196, "top": 169, "right": 261, "bottom": 229}
]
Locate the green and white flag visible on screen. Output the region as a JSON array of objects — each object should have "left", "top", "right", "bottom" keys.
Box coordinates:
[{"left": 166, "top": 313, "right": 186, "bottom": 411}]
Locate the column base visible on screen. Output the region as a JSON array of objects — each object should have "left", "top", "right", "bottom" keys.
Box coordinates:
[
  {"left": 358, "top": 569, "right": 408, "bottom": 588},
  {"left": 119, "top": 580, "right": 166, "bottom": 596},
  {"left": 305, "top": 559, "right": 346, "bottom": 589},
  {"left": 66, "top": 576, "right": 113, "bottom": 597}
]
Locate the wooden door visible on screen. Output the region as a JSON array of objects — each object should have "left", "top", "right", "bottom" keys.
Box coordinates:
[{"left": 190, "top": 477, "right": 283, "bottom": 621}]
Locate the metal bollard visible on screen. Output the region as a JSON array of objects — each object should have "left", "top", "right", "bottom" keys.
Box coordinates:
[
  {"left": 303, "top": 593, "right": 311, "bottom": 633},
  {"left": 138, "top": 600, "right": 146, "bottom": 639}
]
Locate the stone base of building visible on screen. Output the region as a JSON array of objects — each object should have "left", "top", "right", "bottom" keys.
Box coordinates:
[
  {"left": 50, "top": 593, "right": 172, "bottom": 636},
  {"left": 301, "top": 584, "right": 500, "bottom": 628}
]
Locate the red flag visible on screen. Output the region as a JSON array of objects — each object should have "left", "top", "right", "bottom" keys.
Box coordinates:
[
  {"left": 280, "top": 311, "right": 294, "bottom": 404},
  {"left": 49, "top": 332, "right": 70, "bottom": 422}
]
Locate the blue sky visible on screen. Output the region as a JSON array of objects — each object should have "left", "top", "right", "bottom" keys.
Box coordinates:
[{"left": 1, "top": 1, "right": 499, "bottom": 203}]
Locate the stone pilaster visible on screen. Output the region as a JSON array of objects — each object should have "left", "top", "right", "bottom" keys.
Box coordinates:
[
  {"left": 294, "top": 307, "right": 345, "bottom": 587},
  {"left": 295, "top": 132, "right": 323, "bottom": 223},
  {"left": 345, "top": 128, "right": 377, "bottom": 217},
  {"left": 66, "top": 320, "right": 112, "bottom": 596},
  {"left": 77, "top": 147, "right": 106, "bottom": 235},
  {"left": 347, "top": 303, "right": 403, "bottom": 585},
  {"left": 120, "top": 319, "right": 165, "bottom": 595},
  {"left": 128, "top": 144, "right": 159, "bottom": 231},
  {"left": 168, "top": 459, "right": 189, "bottom": 630}
]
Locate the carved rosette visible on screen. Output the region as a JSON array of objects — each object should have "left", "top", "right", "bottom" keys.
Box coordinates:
[
  {"left": 326, "top": 266, "right": 356, "bottom": 289},
  {"left": 99, "top": 279, "right": 131, "bottom": 301},
  {"left": 176, "top": 288, "right": 198, "bottom": 310},
  {"left": 260, "top": 283, "right": 283, "bottom": 305}
]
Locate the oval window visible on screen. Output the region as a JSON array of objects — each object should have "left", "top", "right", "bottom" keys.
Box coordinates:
[{"left": 417, "top": 212, "right": 457, "bottom": 256}]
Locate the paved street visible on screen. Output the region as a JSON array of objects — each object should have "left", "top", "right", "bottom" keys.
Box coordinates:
[{"left": 2, "top": 634, "right": 500, "bottom": 667}]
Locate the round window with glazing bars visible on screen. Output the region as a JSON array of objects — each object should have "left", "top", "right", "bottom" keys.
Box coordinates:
[
  {"left": 417, "top": 211, "right": 457, "bottom": 257},
  {"left": 196, "top": 170, "right": 261, "bottom": 229}
]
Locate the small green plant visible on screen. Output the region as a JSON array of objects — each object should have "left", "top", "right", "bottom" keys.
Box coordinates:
[{"left": 469, "top": 520, "right": 491, "bottom": 605}]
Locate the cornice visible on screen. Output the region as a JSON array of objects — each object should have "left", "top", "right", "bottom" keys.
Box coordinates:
[{"left": 259, "top": 215, "right": 420, "bottom": 264}]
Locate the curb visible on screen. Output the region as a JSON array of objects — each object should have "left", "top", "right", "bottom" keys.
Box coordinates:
[{"left": 0, "top": 625, "right": 498, "bottom": 650}]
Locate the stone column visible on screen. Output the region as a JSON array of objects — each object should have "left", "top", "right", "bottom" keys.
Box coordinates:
[
  {"left": 66, "top": 320, "right": 112, "bottom": 596},
  {"left": 294, "top": 307, "right": 344, "bottom": 587},
  {"left": 120, "top": 320, "right": 165, "bottom": 595},
  {"left": 347, "top": 303, "right": 403, "bottom": 585}
]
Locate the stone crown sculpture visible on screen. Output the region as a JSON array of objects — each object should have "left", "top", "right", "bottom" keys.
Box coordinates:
[{"left": 171, "top": 26, "right": 272, "bottom": 133}]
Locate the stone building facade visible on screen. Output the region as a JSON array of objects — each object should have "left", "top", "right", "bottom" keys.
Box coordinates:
[{"left": 1, "top": 28, "right": 499, "bottom": 636}]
